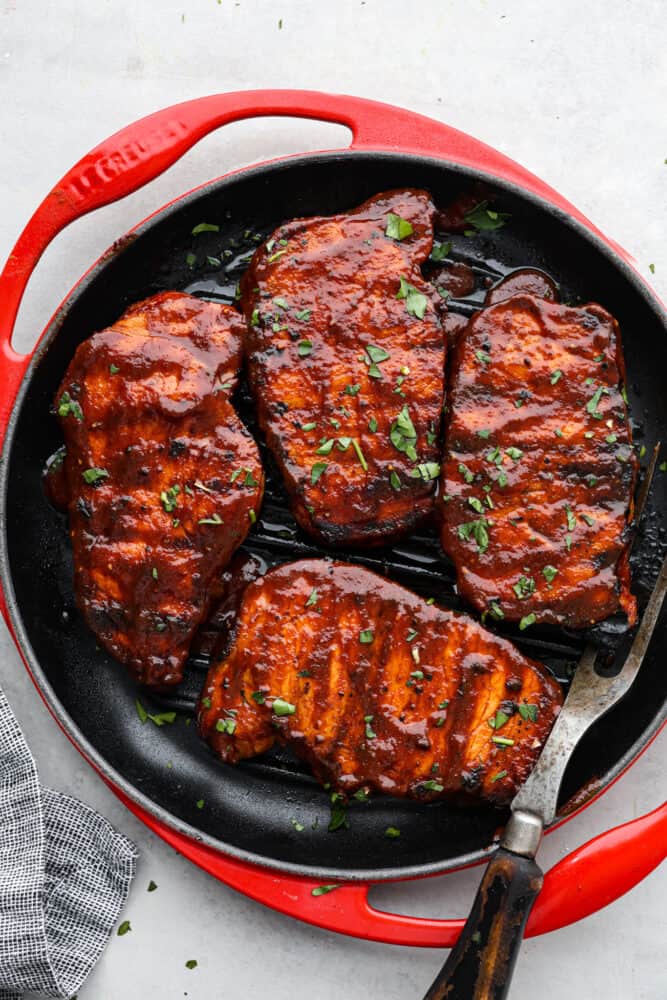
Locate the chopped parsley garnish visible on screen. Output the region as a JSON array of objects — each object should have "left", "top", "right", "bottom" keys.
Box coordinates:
[
  {"left": 390, "top": 404, "right": 418, "bottom": 460},
  {"left": 477, "top": 429, "right": 491, "bottom": 439},
  {"left": 272, "top": 698, "right": 296, "bottom": 717},
  {"left": 468, "top": 497, "right": 485, "bottom": 514},
  {"left": 364, "top": 715, "right": 376, "bottom": 739},
  {"left": 147, "top": 880, "right": 158, "bottom": 892},
  {"left": 302, "top": 422, "right": 317, "bottom": 432},
  {"left": 305, "top": 589, "right": 318, "bottom": 607},
  {"left": 406, "top": 629, "right": 418, "bottom": 642},
  {"left": 352, "top": 439, "right": 369, "bottom": 471},
  {"left": 385, "top": 213, "right": 414, "bottom": 240},
  {"left": 250, "top": 308, "right": 260, "bottom": 326},
  {"left": 117, "top": 920, "right": 132, "bottom": 936},
  {"left": 136, "top": 699, "right": 176, "bottom": 727},
  {"left": 196, "top": 799, "right": 204, "bottom": 810},
  {"left": 267, "top": 249, "right": 286, "bottom": 263},
  {"left": 505, "top": 447, "right": 523, "bottom": 461},
  {"left": 410, "top": 461, "right": 440, "bottom": 481},
  {"left": 194, "top": 478, "right": 216, "bottom": 494},
  {"left": 489, "top": 601, "right": 504, "bottom": 620},
  {"left": 390, "top": 470, "right": 401, "bottom": 490},
  {"left": 316, "top": 439, "right": 334, "bottom": 455},
  {"left": 565, "top": 505, "right": 576, "bottom": 531},
  {"left": 475, "top": 350, "right": 492, "bottom": 365},
  {"left": 328, "top": 792, "right": 349, "bottom": 832},
  {"left": 430, "top": 240, "right": 452, "bottom": 262},
  {"left": 109, "top": 363, "right": 119, "bottom": 375},
  {"left": 191, "top": 222, "right": 220, "bottom": 234},
  {"left": 185, "top": 252, "right": 197, "bottom": 267},
  {"left": 185, "top": 960, "right": 198, "bottom": 970},
  {"left": 497, "top": 471, "right": 508, "bottom": 488},
  {"left": 491, "top": 735, "right": 515, "bottom": 747},
  {"left": 368, "top": 416, "right": 378, "bottom": 433},
  {"left": 82, "top": 467, "right": 109, "bottom": 485},
  {"left": 385, "top": 826, "right": 401, "bottom": 838},
  {"left": 298, "top": 340, "right": 313, "bottom": 357},
  {"left": 463, "top": 201, "right": 510, "bottom": 233},
  {"left": 366, "top": 344, "right": 391, "bottom": 364},
  {"left": 396, "top": 276, "right": 428, "bottom": 319},
  {"left": 457, "top": 518, "right": 490, "bottom": 554},
  {"left": 550, "top": 369, "right": 563, "bottom": 385},
  {"left": 295, "top": 308, "right": 311, "bottom": 321},
  {"left": 343, "top": 383, "right": 360, "bottom": 396},
  {"left": 519, "top": 613, "right": 537, "bottom": 630},
  {"left": 359, "top": 629, "right": 374, "bottom": 644},
  {"left": 251, "top": 691, "right": 265, "bottom": 704},
  {"left": 151, "top": 567, "right": 158, "bottom": 580},
  {"left": 586, "top": 386, "right": 609, "bottom": 419},
  {"left": 311, "top": 462, "right": 327, "bottom": 485},
  {"left": 311, "top": 884, "right": 341, "bottom": 896},
  {"left": 518, "top": 703, "right": 538, "bottom": 722},
  {"left": 249, "top": 509, "right": 257, "bottom": 525},
  {"left": 542, "top": 565, "right": 558, "bottom": 584},
  {"left": 458, "top": 463, "right": 474, "bottom": 484},
  {"left": 490, "top": 770, "right": 508, "bottom": 783},
  {"left": 488, "top": 709, "right": 510, "bottom": 730},
  {"left": 215, "top": 717, "right": 237, "bottom": 735},
  {"left": 291, "top": 818, "right": 305, "bottom": 831},
  {"left": 198, "top": 513, "right": 223, "bottom": 525},
  {"left": 421, "top": 779, "right": 444, "bottom": 793},
  {"left": 513, "top": 575, "right": 536, "bottom": 599},
  {"left": 438, "top": 700, "right": 449, "bottom": 709}
]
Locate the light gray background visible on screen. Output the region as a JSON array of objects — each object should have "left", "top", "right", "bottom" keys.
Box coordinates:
[{"left": 1, "top": 1, "right": 665, "bottom": 998}]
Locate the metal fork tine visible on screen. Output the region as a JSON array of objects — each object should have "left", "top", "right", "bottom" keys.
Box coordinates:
[
  {"left": 634, "top": 441, "right": 661, "bottom": 524},
  {"left": 513, "top": 548, "right": 667, "bottom": 824}
]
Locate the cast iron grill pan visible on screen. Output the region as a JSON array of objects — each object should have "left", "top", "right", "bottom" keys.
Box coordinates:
[{"left": 6, "top": 154, "right": 667, "bottom": 878}]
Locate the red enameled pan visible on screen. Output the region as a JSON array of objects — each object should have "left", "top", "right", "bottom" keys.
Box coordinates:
[{"left": 0, "top": 91, "right": 665, "bottom": 948}]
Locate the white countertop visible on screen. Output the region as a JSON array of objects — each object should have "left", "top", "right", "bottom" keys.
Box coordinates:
[{"left": 1, "top": 1, "right": 665, "bottom": 997}]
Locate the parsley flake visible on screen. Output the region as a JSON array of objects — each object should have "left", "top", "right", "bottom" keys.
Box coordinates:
[
  {"left": 390, "top": 405, "right": 418, "bottom": 460},
  {"left": 463, "top": 201, "right": 511, "bottom": 232},
  {"left": 272, "top": 698, "right": 296, "bottom": 717},
  {"left": 311, "top": 884, "right": 340, "bottom": 896},
  {"left": 82, "top": 467, "right": 109, "bottom": 485},
  {"left": 311, "top": 462, "right": 327, "bottom": 485},
  {"left": 359, "top": 629, "right": 374, "bottom": 644},
  {"left": 385, "top": 213, "right": 414, "bottom": 240},
  {"left": 518, "top": 703, "right": 539, "bottom": 722},
  {"left": 57, "top": 391, "right": 84, "bottom": 420},
  {"left": 396, "top": 277, "right": 428, "bottom": 319}
]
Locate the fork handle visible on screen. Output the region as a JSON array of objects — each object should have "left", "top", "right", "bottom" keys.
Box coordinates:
[{"left": 422, "top": 848, "right": 544, "bottom": 1000}]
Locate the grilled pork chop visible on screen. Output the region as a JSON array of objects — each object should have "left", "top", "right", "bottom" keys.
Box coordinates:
[
  {"left": 240, "top": 189, "right": 445, "bottom": 545},
  {"left": 55, "top": 292, "right": 264, "bottom": 687},
  {"left": 440, "top": 293, "right": 637, "bottom": 629},
  {"left": 198, "top": 560, "right": 562, "bottom": 805}
]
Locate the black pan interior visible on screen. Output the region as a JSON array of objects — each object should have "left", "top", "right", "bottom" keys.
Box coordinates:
[{"left": 3, "top": 152, "right": 667, "bottom": 880}]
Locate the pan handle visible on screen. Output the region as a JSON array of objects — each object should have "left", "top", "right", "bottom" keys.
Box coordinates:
[
  {"left": 123, "top": 792, "right": 666, "bottom": 947},
  {"left": 0, "top": 88, "right": 632, "bottom": 448}
]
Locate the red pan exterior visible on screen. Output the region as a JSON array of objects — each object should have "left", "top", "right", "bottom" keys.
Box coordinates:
[{"left": 0, "top": 91, "right": 664, "bottom": 944}]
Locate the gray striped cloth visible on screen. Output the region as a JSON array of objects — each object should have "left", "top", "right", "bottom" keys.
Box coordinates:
[{"left": 0, "top": 688, "right": 137, "bottom": 999}]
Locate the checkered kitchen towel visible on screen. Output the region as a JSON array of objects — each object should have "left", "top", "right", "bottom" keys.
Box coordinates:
[{"left": 0, "top": 687, "right": 137, "bottom": 999}]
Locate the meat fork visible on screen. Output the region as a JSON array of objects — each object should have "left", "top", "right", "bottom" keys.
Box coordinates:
[{"left": 421, "top": 547, "right": 667, "bottom": 1000}]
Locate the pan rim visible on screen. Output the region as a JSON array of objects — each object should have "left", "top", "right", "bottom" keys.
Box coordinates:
[{"left": 1, "top": 148, "right": 666, "bottom": 882}]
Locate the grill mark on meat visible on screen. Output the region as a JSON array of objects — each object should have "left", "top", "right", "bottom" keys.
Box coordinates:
[
  {"left": 55, "top": 291, "right": 264, "bottom": 687},
  {"left": 198, "top": 560, "right": 563, "bottom": 805},
  {"left": 439, "top": 293, "right": 637, "bottom": 628},
  {"left": 240, "top": 189, "right": 446, "bottom": 546}
]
